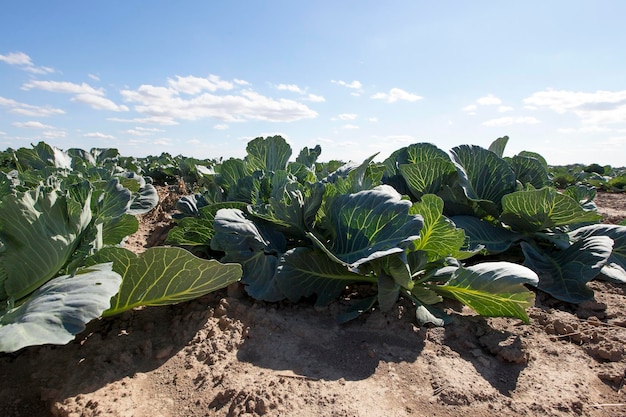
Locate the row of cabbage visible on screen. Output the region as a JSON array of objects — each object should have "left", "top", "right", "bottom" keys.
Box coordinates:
[
  {"left": 163, "top": 136, "right": 626, "bottom": 323},
  {"left": 0, "top": 143, "right": 241, "bottom": 353},
  {"left": 1, "top": 137, "right": 624, "bottom": 353}
]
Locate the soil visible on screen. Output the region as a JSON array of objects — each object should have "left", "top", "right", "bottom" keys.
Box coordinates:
[{"left": 1, "top": 189, "right": 625, "bottom": 417}]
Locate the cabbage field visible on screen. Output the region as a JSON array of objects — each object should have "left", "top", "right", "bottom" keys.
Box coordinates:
[{"left": 1, "top": 135, "right": 624, "bottom": 353}]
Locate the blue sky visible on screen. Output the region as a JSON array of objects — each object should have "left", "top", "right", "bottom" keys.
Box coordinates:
[{"left": 1, "top": 1, "right": 625, "bottom": 165}]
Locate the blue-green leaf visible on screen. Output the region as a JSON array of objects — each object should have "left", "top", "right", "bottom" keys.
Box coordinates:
[
  {"left": 569, "top": 224, "right": 626, "bottom": 283},
  {"left": 0, "top": 186, "right": 92, "bottom": 301},
  {"left": 276, "top": 247, "right": 367, "bottom": 306},
  {"left": 211, "top": 208, "right": 285, "bottom": 301},
  {"left": 451, "top": 144, "right": 517, "bottom": 216},
  {"left": 0, "top": 263, "right": 122, "bottom": 353},
  {"left": 451, "top": 215, "right": 521, "bottom": 254},
  {"left": 432, "top": 262, "right": 538, "bottom": 323},
  {"left": 312, "top": 185, "right": 423, "bottom": 267},
  {"left": 521, "top": 236, "right": 612, "bottom": 303}
]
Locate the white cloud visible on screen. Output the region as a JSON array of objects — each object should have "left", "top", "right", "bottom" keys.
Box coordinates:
[
  {"left": 305, "top": 93, "right": 325, "bottom": 102},
  {"left": 524, "top": 89, "right": 626, "bottom": 125},
  {"left": 42, "top": 130, "right": 67, "bottom": 138},
  {"left": 12, "top": 121, "right": 55, "bottom": 129},
  {"left": 498, "top": 105, "right": 514, "bottom": 113},
  {"left": 23, "top": 80, "right": 103, "bottom": 95},
  {"left": 482, "top": 116, "right": 541, "bottom": 127},
  {"left": 0, "top": 131, "right": 6, "bottom": 136},
  {"left": 462, "top": 104, "right": 477, "bottom": 112},
  {"left": 332, "top": 80, "right": 363, "bottom": 90},
  {"left": 368, "top": 117, "right": 378, "bottom": 123},
  {"left": 0, "top": 51, "right": 55, "bottom": 74},
  {"left": 341, "top": 124, "right": 359, "bottom": 129},
  {"left": 168, "top": 75, "right": 233, "bottom": 94},
  {"left": 233, "top": 79, "right": 250, "bottom": 86},
  {"left": 557, "top": 126, "right": 613, "bottom": 134},
  {"left": 275, "top": 83, "right": 305, "bottom": 94},
  {"left": 334, "top": 113, "right": 358, "bottom": 121},
  {"left": 88, "top": 73, "right": 100, "bottom": 81},
  {"left": 0, "top": 96, "right": 65, "bottom": 117},
  {"left": 476, "top": 94, "right": 502, "bottom": 105},
  {"left": 108, "top": 116, "right": 179, "bottom": 125},
  {"left": 214, "top": 124, "right": 229, "bottom": 130},
  {"left": 120, "top": 83, "right": 318, "bottom": 123},
  {"left": 371, "top": 88, "right": 423, "bottom": 103},
  {"left": 72, "top": 94, "right": 129, "bottom": 111},
  {"left": 22, "top": 80, "right": 128, "bottom": 112},
  {"left": 84, "top": 132, "right": 115, "bottom": 139}
]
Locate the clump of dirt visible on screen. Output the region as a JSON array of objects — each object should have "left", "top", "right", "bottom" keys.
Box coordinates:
[{"left": 1, "top": 190, "right": 625, "bottom": 417}]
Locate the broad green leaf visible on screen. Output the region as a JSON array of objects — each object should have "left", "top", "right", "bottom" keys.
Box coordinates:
[
  {"left": 400, "top": 158, "right": 458, "bottom": 200},
  {"left": 500, "top": 187, "right": 602, "bottom": 233},
  {"left": 14, "top": 142, "right": 72, "bottom": 171},
  {"left": 518, "top": 151, "right": 548, "bottom": 169},
  {"left": 87, "top": 247, "right": 242, "bottom": 315},
  {"left": 245, "top": 135, "right": 292, "bottom": 173},
  {"left": 0, "top": 263, "right": 122, "bottom": 353},
  {"left": 211, "top": 208, "right": 286, "bottom": 301},
  {"left": 103, "top": 214, "right": 139, "bottom": 246},
  {"left": 410, "top": 194, "right": 468, "bottom": 260},
  {"left": 507, "top": 154, "right": 551, "bottom": 189},
  {"left": 488, "top": 136, "right": 509, "bottom": 158},
  {"left": 0, "top": 186, "right": 92, "bottom": 301},
  {"left": 569, "top": 225, "right": 626, "bottom": 283},
  {"left": 217, "top": 158, "right": 246, "bottom": 195},
  {"left": 312, "top": 185, "right": 423, "bottom": 267},
  {"left": 521, "top": 236, "right": 612, "bottom": 303},
  {"left": 563, "top": 184, "right": 597, "bottom": 211},
  {"left": 382, "top": 143, "right": 450, "bottom": 197},
  {"left": 296, "top": 145, "right": 322, "bottom": 168},
  {"left": 450, "top": 144, "right": 517, "bottom": 216},
  {"left": 377, "top": 273, "right": 400, "bottom": 311},
  {"left": 93, "top": 178, "right": 132, "bottom": 222},
  {"left": 371, "top": 252, "right": 412, "bottom": 289},
  {"left": 276, "top": 247, "right": 369, "bottom": 306},
  {"left": 432, "top": 262, "right": 539, "bottom": 323},
  {"left": 166, "top": 202, "right": 247, "bottom": 247},
  {"left": 451, "top": 215, "right": 521, "bottom": 254}
]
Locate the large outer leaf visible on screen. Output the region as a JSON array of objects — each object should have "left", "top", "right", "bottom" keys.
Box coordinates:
[
  {"left": 500, "top": 187, "right": 602, "bottom": 233},
  {"left": 451, "top": 215, "right": 521, "bottom": 254},
  {"left": 432, "top": 262, "right": 538, "bottom": 323},
  {"left": 488, "top": 136, "right": 509, "bottom": 158},
  {"left": 410, "top": 194, "right": 468, "bottom": 260},
  {"left": 88, "top": 247, "right": 242, "bottom": 315},
  {"left": 521, "top": 236, "right": 613, "bottom": 303},
  {"left": 313, "top": 185, "right": 423, "bottom": 267},
  {"left": 450, "top": 144, "right": 517, "bottom": 216},
  {"left": 276, "top": 247, "right": 369, "bottom": 306},
  {"left": 211, "top": 208, "right": 286, "bottom": 301},
  {"left": 14, "top": 141, "right": 72, "bottom": 171},
  {"left": 245, "top": 136, "right": 292, "bottom": 173},
  {"left": 569, "top": 224, "right": 626, "bottom": 283},
  {"left": 0, "top": 263, "right": 122, "bottom": 353},
  {"left": 167, "top": 202, "right": 247, "bottom": 247},
  {"left": 507, "top": 155, "right": 551, "bottom": 189},
  {"left": 382, "top": 143, "right": 450, "bottom": 197},
  {"left": 399, "top": 158, "right": 458, "bottom": 200},
  {"left": 0, "top": 187, "right": 92, "bottom": 301}
]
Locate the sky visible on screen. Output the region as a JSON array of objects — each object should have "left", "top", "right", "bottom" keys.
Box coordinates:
[{"left": 1, "top": 1, "right": 626, "bottom": 166}]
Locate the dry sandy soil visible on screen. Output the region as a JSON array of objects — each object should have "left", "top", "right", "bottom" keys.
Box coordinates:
[{"left": 0, "top": 189, "right": 625, "bottom": 417}]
